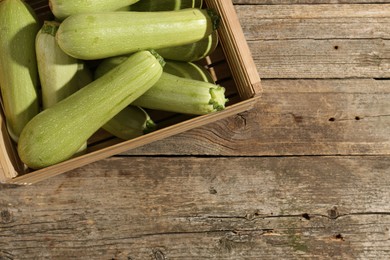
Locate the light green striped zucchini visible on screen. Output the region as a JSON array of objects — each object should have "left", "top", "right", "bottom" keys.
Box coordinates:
[
  {"left": 36, "top": 21, "right": 91, "bottom": 109},
  {"left": 49, "top": 0, "right": 140, "bottom": 20},
  {"left": 103, "top": 106, "right": 156, "bottom": 140},
  {"left": 128, "top": 0, "right": 203, "bottom": 11},
  {"left": 132, "top": 73, "right": 226, "bottom": 115},
  {"left": 156, "top": 30, "right": 219, "bottom": 62},
  {"left": 18, "top": 51, "right": 164, "bottom": 169},
  {"left": 0, "top": 0, "right": 40, "bottom": 143},
  {"left": 56, "top": 8, "right": 220, "bottom": 60},
  {"left": 95, "top": 56, "right": 227, "bottom": 115},
  {"left": 36, "top": 21, "right": 93, "bottom": 156}
]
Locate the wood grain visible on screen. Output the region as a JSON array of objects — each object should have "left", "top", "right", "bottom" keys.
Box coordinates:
[
  {"left": 233, "top": 0, "right": 390, "bottom": 4},
  {"left": 123, "top": 79, "right": 390, "bottom": 156},
  {"left": 234, "top": 4, "right": 390, "bottom": 78},
  {"left": 1, "top": 1, "right": 388, "bottom": 259},
  {"left": 0, "top": 156, "right": 389, "bottom": 259}
]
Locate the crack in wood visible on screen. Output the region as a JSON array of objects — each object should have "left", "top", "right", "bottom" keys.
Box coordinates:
[{"left": 204, "top": 211, "right": 390, "bottom": 221}]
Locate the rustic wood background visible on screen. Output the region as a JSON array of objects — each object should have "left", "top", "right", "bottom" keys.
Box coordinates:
[{"left": 1, "top": 0, "right": 390, "bottom": 259}]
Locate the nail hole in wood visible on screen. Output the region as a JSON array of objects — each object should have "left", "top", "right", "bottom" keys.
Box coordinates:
[
  {"left": 329, "top": 117, "right": 336, "bottom": 122},
  {"left": 334, "top": 46, "right": 339, "bottom": 50},
  {"left": 355, "top": 116, "right": 361, "bottom": 121},
  {"left": 302, "top": 213, "right": 311, "bottom": 220}
]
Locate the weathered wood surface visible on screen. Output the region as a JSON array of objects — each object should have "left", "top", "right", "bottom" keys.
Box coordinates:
[
  {"left": 1, "top": 156, "right": 390, "bottom": 259},
  {"left": 235, "top": 4, "right": 390, "bottom": 78},
  {"left": 234, "top": 0, "right": 390, "bottom": 4},
  {"left": 1, "top": 1, "right": 390, "bottom": 259},
  {"left": 124, "top": 79, "right": 390, "bottom": 156}
]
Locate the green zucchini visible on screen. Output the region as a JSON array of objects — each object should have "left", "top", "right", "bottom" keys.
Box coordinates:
[
  {"left": 128, "top": 0, "right": 203, "bottom": 11},
  {"left": 0, "top": 0, "right": 40, "bottom": 143},
  {"left": 18, "top": 50, "right": 164, "bottom": 169},
  {"left": 56, "top": 8, "right": 220, "bottom": 60},
  {"left": 36, "top": 21, "right": 91, "bottom": 109},
  {"left": 133, "top": 73, "right": 226, "bottom": 115},
  {"left": 95, "top": 56, "right": 227, "bottom": 115},
  {"left": 156, "top": 30, "right": 219, "bottom": 62},
  {"left": 103, "top": 106, "right": 156, "bottom": 140},
  {"left": 164, "top": 61, "right": 215, "bottom": 83},
  {"left": 49, "top": 0, "right": 140, "bottom": 20}
]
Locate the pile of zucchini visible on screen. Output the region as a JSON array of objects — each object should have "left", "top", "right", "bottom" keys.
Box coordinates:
[{"left": 0, "top": 0, "right": 227, "bottom": 169}]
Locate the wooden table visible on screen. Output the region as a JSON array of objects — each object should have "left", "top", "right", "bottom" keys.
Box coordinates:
[{"left": 1, "top": 0, "right": 389, "bottom": 258}]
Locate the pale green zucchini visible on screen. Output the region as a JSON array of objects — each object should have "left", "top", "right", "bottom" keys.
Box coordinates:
[
  {"left": 0, "top": 0, "right": 40, "bottom": 143},
  {"left": 36, "top": 21, "right": 91, "bottom": 109},
  {"left": 36, "top": 21, "right": 92, "bottom": 156},
  {"left": 132, "top": 73, "right": 227, "bottom": 115},
  {"left": 103, "top": 106, "right": 156, "bottom": 140},
  {"left": 18, "top": 51, "right": 164, "bottom": 169},
  {"left": 95, "top": 56, "right": 227, "bottom": 115},
  {"left": 156, "top": 30, "right": 219, "bottom": 62},
  {"left": 128, "top": 0, "right": 203, "bottom": 11},
  {"left": 56, "top": 9, "right": 220, "bottom": 60},
  {"left": 49, "top": 0, "right": 140, "bottom": 20},
  {"left": 164, "top": 61, "right": 215, "bottom": 83}
]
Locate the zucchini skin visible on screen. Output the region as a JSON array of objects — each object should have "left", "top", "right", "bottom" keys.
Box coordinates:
[
  {"left": 132, "top": 73, "right": 227, "bottom": 115},
  {"left": 36, "top": 21, "right": 88, "bottom": 109},
  {"left": 0, "top": 0, "right": 40, "bottom": 143},
  {"left": 128, "top": 0, "right": 203, "bottom": 11},
  {"left": 95, "top": 56, "right": 227, "bottom": 115},
  {"left": 102, "top": 106, "right": 156, "bottom": 140},
  {"left": 18, "top": 51, "right": 163, "bottom": 169},
  {"left": 164, "top": 61, "right": 215, "bottom": 83},
  {"left": 49, "top": 0, "right": 140, "bottom": 20},
  {"left": 56, "top": 9, "right": 219, "bottom": 60},
  {"left": 156, "top": 30, "right": 219, "bottom": 62}
]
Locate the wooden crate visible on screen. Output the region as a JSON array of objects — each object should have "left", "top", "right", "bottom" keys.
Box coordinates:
[{"left": 0, "top": 0, "right": 262, "bottom": 185}]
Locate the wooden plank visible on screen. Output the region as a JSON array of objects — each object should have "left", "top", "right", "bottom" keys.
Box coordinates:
[
  {"left": 251, "top": 39, "right": 390, "bottom": 79},
  {"left": 123, "top": 79, "right": 390, "bottom": 156},
  {"left": 0, "top": 156, "right": 389, "bottom": 258},
  {"left": 233, "top": 0, "right": 390, "bottom": 4},
  {"left": 236, "top": 4, "right": 390, "bottom": 19},
  {"left": 233, "top": 4, "right": 390, "bottom": 78}
]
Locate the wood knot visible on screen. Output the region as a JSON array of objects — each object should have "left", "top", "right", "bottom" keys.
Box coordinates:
[
  {"left": 209, "top": 187, "right": 217, "bottom": 195},
  {"left": 1, "top": 209, "right": 12, "bottom": 224},
  {"left": 328, "top": 206, "right": 339, "bottom": 219},
  {"left": 153, "top": 249, "right": 166, "bottom": 260},
  {"left": 235, "top": 113, "right": 248, "bottom": 127}
]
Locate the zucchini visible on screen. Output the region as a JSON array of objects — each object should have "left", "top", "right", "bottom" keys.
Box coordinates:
[
  {"left": 95, "top": 56, "right": 227, "bottom": 115},
  {"left": 103, "top": 106, "right": 156, "bottom": 140},
  {"left": 0, "top": 0, "right": 40, "bottom": 143},
  {"left": 18, "top": 50, "right": 164, "bottom": 169},
  {"left": 56, "top": 8, "right": 220, "bottom": 60},
  {"left": 49, "top": 0, "right": 140, "bottom": 20},
  {"left": 164, "top": 61, "right": 215, "bottom": 83},
  {"left": 128, "top": 0, "right": 203, "bottom": 11},
  {"left": 156, "top": 30, "right": 219, "bottom": 62},
  {"left": 133, "top": 73, "right": 227, "bottom": 115},
  {"left": 36, "top": 21, "right": 91, "bottom": 109}
]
